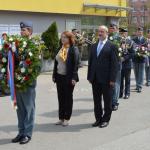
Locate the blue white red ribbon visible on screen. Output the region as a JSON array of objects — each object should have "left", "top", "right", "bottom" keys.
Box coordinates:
[{"left": 7, "top": 50, "right": 17, "bottom": 109}]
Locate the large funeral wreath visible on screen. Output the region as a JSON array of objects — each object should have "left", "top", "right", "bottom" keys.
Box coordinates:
[{"left": 0, "top": 35, "right": 42, "bottom": 93}]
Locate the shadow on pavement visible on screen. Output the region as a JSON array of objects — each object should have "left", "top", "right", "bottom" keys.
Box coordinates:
[
  {"left": 0, "top": 123, "right": 92, "bottom": 137},
  {"left": 74, "top": 98, "right": 93, "bottom": 102},
  {"left": 0, "top": 108, "right": 93, "bottom": 139},
  {"left": 0, "top": 138, "right": 12, "bottom": 145},
  {"left": 40, "top": 108, "right": 93, "bottom": 118},
  {"left": 34, "top": 123, "right": 92, "bottom": 133}
]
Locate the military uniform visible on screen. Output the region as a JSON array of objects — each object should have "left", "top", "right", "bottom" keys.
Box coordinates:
[
  {"left": 74, "top": 35, "right": 84, "bottom": 66},
  {"left": 0, "top": 39, "right": 3, "bottom": 96},
  {"left": 12, "top": 21, "right": 36, "bottom": 144},
  {"left": 133, "top": 27, "right": 147, "bottom": 92},
  {"left": 145, "top": 29, "right": 150, "bottom": 86},
  {"left": 108, "top": 24, "right": 121, "bottom": 110},
  {"left": 119, "top": 28, "right": 135, "bottom": 99}
]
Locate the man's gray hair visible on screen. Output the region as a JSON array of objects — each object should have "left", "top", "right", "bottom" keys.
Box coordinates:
[{"left": 99, "top": 25, "right": 108, "bottom": 33}]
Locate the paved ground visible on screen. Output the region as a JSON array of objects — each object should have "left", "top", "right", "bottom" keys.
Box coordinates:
[{"left": 0, "top": 67, "right": 150, "bottom": 150}]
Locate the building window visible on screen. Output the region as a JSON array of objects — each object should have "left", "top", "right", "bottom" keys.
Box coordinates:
[
  {"left": 141, "top": 16, "right": 144, "bottom": 24},
  {"left": 0, "top": 24, "right": 9, "bottom": 35},
  {"left": 9, "top": 25, "right": 20, "bottom": 35},
  {"left": 132, "top": 7, "right": 138, "bottom": 12},
  {"left": 81, "top": 16, "right": 106, "bottom": 26},
  {"left": 141, "top": 5, "right": 147, "bottom": 12},
  {"left": 132, "top": 16, "right": 137, "bottom": 24},
  {"left": 66, "top": 20, "right": 80, "bottom": 31},
  {"left": 145, "top": 16, "right": 148, "bottom": 23},
  {"left": 81, "top": 16, "right": 107, "bottom": 35},
  {"left": 0, "top": 24, "right": 20, "bottom": 35}
]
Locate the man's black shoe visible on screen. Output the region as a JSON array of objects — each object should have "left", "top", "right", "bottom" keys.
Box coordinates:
[
  {"left": 119, "top": 95, "right": 123, "bottom": 98},
  {"left": 99, "top": 122, "right": 109, "bottom": 128},
  {"left": 92, "top": 121, "right": 101, "bottom": 127},
  {"left": 20, "top": 136, "right": 31, "bottom": 145},
  {"left": 134, "top": 88, "right": 138, "bottom": 91},
  {"left": 12, "top": 135, "right": 23, "bottom": 143},
  {"left": 124, "top": 95, "right": 130, "bottom": 99},
  {"left": 146, "top": 83, "right": 150, "bottom": 87}
]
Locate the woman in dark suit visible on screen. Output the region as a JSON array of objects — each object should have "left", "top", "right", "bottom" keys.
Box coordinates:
[{"left": 53, "top": 31, "right": 79, "bottom": 126}]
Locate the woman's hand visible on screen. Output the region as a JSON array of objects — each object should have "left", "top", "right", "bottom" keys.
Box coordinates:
[{"left": 71, "top": 80, "right": 76, "bottom": 86}]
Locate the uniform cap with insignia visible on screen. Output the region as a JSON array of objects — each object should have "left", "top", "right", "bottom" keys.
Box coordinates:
[
  {"left": 137, "top": 27, "right": 144, "bottom": 31},
  {"left": 119, "top": 28, "right": 128, "bottom": 33},
  {"left": 109, "top": 23, "right": 117, "bottom": 28},
  {"left": 20, "top": 21, "right": 33, "bottom": 30}
]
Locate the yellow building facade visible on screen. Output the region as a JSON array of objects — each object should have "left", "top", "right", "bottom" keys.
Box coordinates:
[
  {"left": 0, "top": 0, "right": 127, "bottom": 17},
  {"left": 0, "top": 0, "right": 128, "bottom": 35}
]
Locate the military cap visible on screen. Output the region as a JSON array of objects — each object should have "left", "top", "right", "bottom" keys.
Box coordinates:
[
  {"left": 137, "top": 27, "right": 144, "bottom": 31},
  {"left": 119, "top": 28, "right": 128, "bottom": 33},
  {"left": 20, "top": 21, "right": 33, "bottom": 29},
  {"left": 109, "top": 23, "right": 118, "bottom": 28},
  {"left": 72, "top": 28, "right": 78, "bottom": 32}
]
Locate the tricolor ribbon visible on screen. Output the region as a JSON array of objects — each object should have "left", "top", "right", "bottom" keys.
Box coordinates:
[{"left": 7, "top": 50, "right": 17, "bottom": 109}]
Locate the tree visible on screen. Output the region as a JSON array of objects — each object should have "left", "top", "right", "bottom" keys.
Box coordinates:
[{"left": 41, "top": 22, "right": 59, "bottom": 59}]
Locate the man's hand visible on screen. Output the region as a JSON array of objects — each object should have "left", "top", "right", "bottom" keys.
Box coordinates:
[
  {"left": 110, "top": 81, "right": 115, "bottom": 87},
  {"left": 72, "top": 80, "right": 77, "bottom": 86}
]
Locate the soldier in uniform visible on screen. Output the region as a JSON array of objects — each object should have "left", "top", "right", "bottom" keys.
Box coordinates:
[
  {"left": 108, "top": 23, "right": 120, "bottom": 40},
  {"left": 133, "top": 27, "right": 147, "bottom": 93},
  {"left": 108, "top": 24, "right": 121, "bottom": 111},
  {"left": 145, "top": 29, "right": 150, "bottom": 86},
  {"left": 12, "top": 21, "right": 37, "bottom": 144},
  {"left": 119, "top": 28, "right": 135, "bottom": 99},
  {"left": 0, "top": 35, "right": 3, "bottom": 96},
  {"left": 72, "top": 29, "right": 84, "bottom": 67}
]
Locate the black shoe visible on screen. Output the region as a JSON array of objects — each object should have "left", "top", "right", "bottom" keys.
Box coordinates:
[
  {"left": 112, "top": 105, "right": 118, "bottom": 111},
  {"left": 99, "top": 122, "right": 109, "bottom": 128},
  {"left": 92, "top": 121, "right": 101, "bottom": 127},
  {"left": 134, "top": 88, "right": 138, "bottom": 91},
  {"left": 119, "top": 94, "right": 123, "bottom": 98},
  {"left": 146, "top": 83, "right": 150, "bottom": 87},
  {"left": 12, "top": 135, "right": 23, "bottom": 143},
  {"left": 20, "top": 136, "right": 31, "bottom": 145},
  {"left": 124, "top": 95, "right": 130, "bottom": 99}
]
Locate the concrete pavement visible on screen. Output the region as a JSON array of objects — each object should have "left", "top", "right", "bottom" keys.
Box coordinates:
[{"left": 0, "top": 67, "right": 150, "bottom": 150}]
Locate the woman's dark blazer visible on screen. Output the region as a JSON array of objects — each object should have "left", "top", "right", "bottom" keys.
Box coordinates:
[{"left": 53, "top": 45, "right": 79, "bottom": 83}]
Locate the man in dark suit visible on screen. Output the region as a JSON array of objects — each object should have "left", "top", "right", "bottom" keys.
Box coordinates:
[
  {"left": 87, "top": 25, "right": 118, "bottom": 128},
  {"left": 133, "top": 27, "right": 147, "bottom": 93}
]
